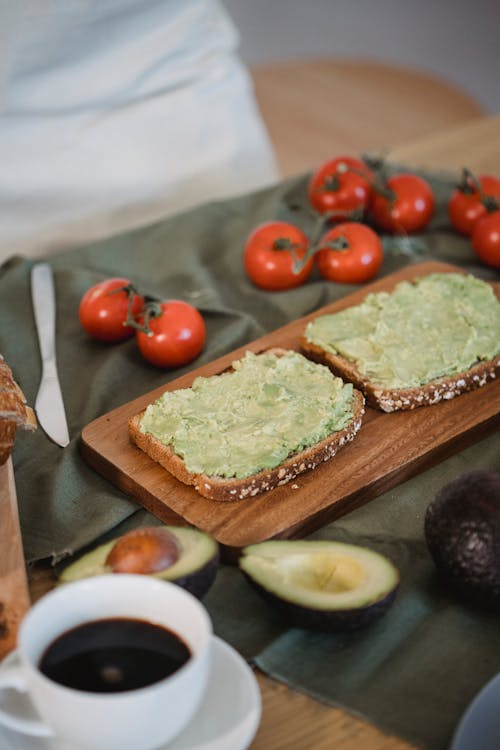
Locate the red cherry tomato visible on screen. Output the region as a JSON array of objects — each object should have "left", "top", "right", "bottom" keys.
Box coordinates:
[
  {"left": 371, "top": 174, "right": 435, "bottom": 234},
  {"left": 243, "top": 221, "right": 314, "bottom": 291},
  {"left": 136, "top": 300, "right": 206, "bottom": 368},
  {"left": 448, "top": 174, "right": 500, "bottom": 236},
  {"left": 308, "top": 156, "right": 373, "bottom": 219},
  {"left": 471, "top": 210, "right": 500, "bottom": 268},
  {"left": 79, "top": 278, "right": 144, "bottom": 343},
  {"left": 316, "top": 222, "right": 383, "bottom": 284}
]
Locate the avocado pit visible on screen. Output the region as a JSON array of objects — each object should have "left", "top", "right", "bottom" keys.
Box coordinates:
[
  {"left": 105, "top": 527, "right": 181, "bottom": 574},
  {"left": 59, "top": 525, "right": 220, "bottom": 599}
]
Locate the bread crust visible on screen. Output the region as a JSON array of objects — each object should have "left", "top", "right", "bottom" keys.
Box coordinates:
[
  {"left": 0, "top": 356, "right": 36, "bottom": 465},
  {"left": 128, "top": 350, "right": 365, "bottom": 502},
  {"left": 300, "top": 337, "right": 500, "bottom": 413}
]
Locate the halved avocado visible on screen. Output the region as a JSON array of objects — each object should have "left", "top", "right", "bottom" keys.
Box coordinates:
[
  {"left": 59, "top": 526, "right": 219, "bottom": 600},
  {"left": 425, "top": 470, "right": 500, "bottom": 610},
  {"left": 239, "top": 540, "right": 399, "bottom": 632}
]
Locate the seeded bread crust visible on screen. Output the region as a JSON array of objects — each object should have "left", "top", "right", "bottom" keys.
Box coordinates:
[
  {"left": 299, "top": 338, "right": 500, "bottom": 413},
  {"left": 128, "top": 350, "right": 365, "bottom": 502}
]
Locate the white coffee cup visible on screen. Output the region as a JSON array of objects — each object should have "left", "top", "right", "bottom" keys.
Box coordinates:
[{"left": 0, "top": 574, "right": 212, "bottom": 750}]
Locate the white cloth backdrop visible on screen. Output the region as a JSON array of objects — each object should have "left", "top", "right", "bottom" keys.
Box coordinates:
[{"left": 0, "top": 0, "right": 278, "bottom": 261}]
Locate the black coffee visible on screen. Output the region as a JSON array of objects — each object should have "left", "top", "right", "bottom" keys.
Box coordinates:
[{"left": 39, "top": 617, "right": 191, "bottom": 693}]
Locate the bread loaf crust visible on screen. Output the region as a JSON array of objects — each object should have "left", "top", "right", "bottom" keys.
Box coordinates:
[
  {"left": 128, "top": 350, "right": 365, "bottom": 501},
  {"left": 0, "top": 356, "right": 36, "bottom": 465},
  {"left": 300, "top": 338, "right": 500, "bottom": 413}
]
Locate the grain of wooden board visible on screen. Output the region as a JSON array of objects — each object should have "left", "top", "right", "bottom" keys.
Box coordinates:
[
  {"left": 81, "top": 262, "right": 500, "bottom": 552},
  {"left": 0, "top": 459, "right": 31, "bottom": 659}
]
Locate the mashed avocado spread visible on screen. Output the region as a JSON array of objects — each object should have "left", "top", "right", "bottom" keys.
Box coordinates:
[
  {"left": 140, "top": 350, "right": 354, "bottom": 479},
  {"left": 305, "top": 273, "right": 500, "bottom": 390}
]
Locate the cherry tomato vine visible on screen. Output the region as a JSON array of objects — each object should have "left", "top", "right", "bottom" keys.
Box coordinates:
[
  {"left": 448, "top": 169, "right": 500, "bottom": 236},
  {"left": 447, "top": 168, "right": 500, "bottom": 268},
  {"left": 79, "top": 280, "right": 206, "bottom": 368},
  {"left": 243, "top": 154, "right": 500, "bottom": 290}
]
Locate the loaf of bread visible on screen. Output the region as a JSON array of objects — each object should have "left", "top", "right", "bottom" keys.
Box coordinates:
[
  {"left": 300, "top": 272, "right": 500, "bottom": 412},
  {"left": 0, "top": 356, "right": 36, "bottom": 464},
  {"left": 129, "top": 349, "right": 365, "bottom": 501}
]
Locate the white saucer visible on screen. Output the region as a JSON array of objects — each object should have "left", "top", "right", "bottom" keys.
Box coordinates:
[
  {"left": 0, "top": 636, "right": 261, "bottom": 750},
  {"left": 450, "top": 673, "right": 500, "bottom": 750}
]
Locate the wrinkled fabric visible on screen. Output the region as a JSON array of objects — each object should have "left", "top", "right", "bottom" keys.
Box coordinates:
[{"left": 0, "top": 167, "right": 499, "bottom": 750}]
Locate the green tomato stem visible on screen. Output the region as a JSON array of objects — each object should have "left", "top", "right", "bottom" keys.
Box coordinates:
[{"left": 458, "top": 168, "right": 499, "bottom": 211}]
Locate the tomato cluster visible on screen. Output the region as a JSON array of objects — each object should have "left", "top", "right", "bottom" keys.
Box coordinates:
[
  {"left": 309, "top": 156, "right": 435, "bottom": 235},
  {"left": 244, "top": 155, "right": 437, "bottom": 289},
  {"left": 244, "top": 156, "right": 500, "bottom": 291},
  {"left": 79, "top": 279, "right": 206, "bottom": 368},
  {"left": 448, "top": 170, "right": 500, "bottom": 268}
]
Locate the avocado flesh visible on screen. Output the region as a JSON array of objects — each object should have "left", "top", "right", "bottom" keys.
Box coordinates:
[
  {"left": 59, "top": 526, "right": 219, "bottom": 600},
  {"left": 139, "top": 350, "right": 354, "bottom": 479},
  {"left": 305, "top": 273, "right": 500, "bottom": 389},
  {"left": 425, "top": 471, "right": 500, "bottom": 610},
  {"left": 240, "top": 540, "right": 399, "bottom": 631}
]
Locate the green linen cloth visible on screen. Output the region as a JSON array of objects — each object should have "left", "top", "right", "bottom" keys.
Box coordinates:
[{"left": 1, "top": 168, "right": 499, "bottom": 749}]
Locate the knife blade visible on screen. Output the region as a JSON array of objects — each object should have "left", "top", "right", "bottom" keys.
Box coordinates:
[{"left": 31, "top": 263, "right": 70, "bottom": 447}]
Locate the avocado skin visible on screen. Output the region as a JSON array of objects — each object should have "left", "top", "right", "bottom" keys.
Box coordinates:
[
  {"left": 424, "top": 471, "right": 500, "bottom": 610},
  {"left": 242, "top": 573, "right": 398, "bottom": 632},
  {"left": 170, "top": 553, "right": 219, "bottom": 600}
]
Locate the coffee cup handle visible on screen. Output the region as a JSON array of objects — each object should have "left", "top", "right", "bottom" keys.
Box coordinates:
[{"left": 0, "top": 656, "right": 54, "bottom": 737}]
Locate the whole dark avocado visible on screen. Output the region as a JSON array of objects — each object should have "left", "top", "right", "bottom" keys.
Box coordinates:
[
  {"left": 424, "top": 470, "right": 500, "bottom": 610},
  {"left": 59, "top": 526, "right": 219, "bottom": 600}
]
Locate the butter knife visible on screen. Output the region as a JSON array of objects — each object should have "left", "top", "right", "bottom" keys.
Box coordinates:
[{"left": 31, "top": 263, "right": 70, "bottom": 447}]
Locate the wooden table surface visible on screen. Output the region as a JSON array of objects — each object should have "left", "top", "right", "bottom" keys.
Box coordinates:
[
  {"left": 251, "top": 58, "right": 485, "bottom": 178},
  {"left": 10, "top": 63, "right": 500, "bottom": 750}
]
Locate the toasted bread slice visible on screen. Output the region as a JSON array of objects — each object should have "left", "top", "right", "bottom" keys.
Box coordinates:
[
  {"left": 300, "top": 273, "right": 500, "bottom": 413},
  {"left": 128, "top": 349, "right": 365, "bottom": 502},
  {"left": 300, "top": 339, "right": 500, "bottom": 413}
]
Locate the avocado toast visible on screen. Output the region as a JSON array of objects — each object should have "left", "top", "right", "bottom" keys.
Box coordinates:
[
  {"left": 128, "top": 349, "right": 365, "bottom": 501},
  {"left": 301, "top": 272, "right": 500, "bottom": 412}
]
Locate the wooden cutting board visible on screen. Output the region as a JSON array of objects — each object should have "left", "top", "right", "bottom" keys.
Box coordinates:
[
  {"left": 81, "top": 262, "right": 500, "bottom": 552},
  {"left": 0, "top": 459, "right": 31, "bottom": 659}
]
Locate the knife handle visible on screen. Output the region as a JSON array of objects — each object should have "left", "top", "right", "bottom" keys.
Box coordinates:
[{"left": 31, "top": 263, "right": 56, "bottom": 365}]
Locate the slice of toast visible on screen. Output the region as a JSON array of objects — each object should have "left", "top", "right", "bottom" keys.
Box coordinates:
[
  {"left": 128, "top": 349, "right": 365, "bottom": 502},
  {"left": 300, "top": 273, "right": 500, "bottom": 413},
  {"left": 300, "top": 339, "right": 500, "bottom": 413}
]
